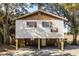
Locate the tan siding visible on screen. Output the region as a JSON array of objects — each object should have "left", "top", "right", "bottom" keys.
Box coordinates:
[
  {"left": 17, "top": 12, "right": 60, "bottom": 20},
  {"left": 64, "top": 35, "right": 79, "bottom": 41}
]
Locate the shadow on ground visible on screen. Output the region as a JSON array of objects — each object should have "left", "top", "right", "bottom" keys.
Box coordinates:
[{"left": 65, "top": 44, "right": 79, "bottom": 50}]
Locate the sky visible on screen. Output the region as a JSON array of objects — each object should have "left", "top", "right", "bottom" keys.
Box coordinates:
[{"left": 27, "top": 5, "right": 37, "bottom": 12}]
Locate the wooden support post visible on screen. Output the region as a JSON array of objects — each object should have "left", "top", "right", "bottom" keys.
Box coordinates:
[
  {"left": 25, "top": 40, "right": 27, "bottom": 46},
  {"left": 9, "top": 36, "right": 12, "bottom": 45},
  {"left": 60, "top": 39, "right": 64, "bottom": 51},
  {"left": 23, "top": 39, "right": 25, "bottom": 47},
  {"left": 58, "top": 39, "right": 60, "bottom": 49},
  {"left": 16, "top": 39, "right": 18, "bottom": 50},
  {"left": 38, "top": 39, "right": 40, "bottom": 50}
]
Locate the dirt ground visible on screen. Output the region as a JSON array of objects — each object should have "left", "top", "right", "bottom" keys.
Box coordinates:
[
  {"left": 0, "top": 42, "right": 79, "bottom": 56},
  {"left": 0, "top": 43, "right": 16, "bottom": 56}
]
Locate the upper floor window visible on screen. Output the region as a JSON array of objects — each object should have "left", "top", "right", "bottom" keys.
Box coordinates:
[
  {"left": 51, "top": 27, "right": 58, "bottom": 32},
  {"left": 27, "top": 22, "right": 37, "bottom": 28},
  {"left": 42, "top": 21, "right": 52, "bottom": 28}
]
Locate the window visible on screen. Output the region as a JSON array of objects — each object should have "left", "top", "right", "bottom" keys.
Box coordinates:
[
  {"left": 42, "top": 22, "right": 52, "bottom": 27},
  {"left": 27, "top": 22, "right": 37, "bottom": 28},
  {"left": 51, "top": 27, "right": 58, "bottom": 32}
]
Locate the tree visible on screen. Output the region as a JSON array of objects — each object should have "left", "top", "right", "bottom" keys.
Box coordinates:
[
  {"left": 0, "top": 3, "right": 29, "bottom": 44},
  {"left": 60, "top": 3, "right": 79, "bottom": 45}
]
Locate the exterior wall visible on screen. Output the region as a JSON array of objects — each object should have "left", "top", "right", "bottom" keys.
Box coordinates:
[
  {"left": 41, "top": 39, "right": 46, "bottom": 46},
  {"left": 64, "top": 35, "right": 79, "bottom": 41},
  {"left": 16, "top": 20, "right": 64, "bottom": 39}
]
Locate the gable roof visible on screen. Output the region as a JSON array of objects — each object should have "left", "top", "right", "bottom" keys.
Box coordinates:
[{"left": 15, "top": 9, "right": 67, "bottom": 21}]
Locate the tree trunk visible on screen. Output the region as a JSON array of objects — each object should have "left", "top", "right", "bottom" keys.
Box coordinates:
[
  {"left": 3, "top": 23, "right": 7, "bottom": 44},
  {"left": 3, "top": 17, "right": 9, "bottom": 44},
  {"left": 3, "top": 3, "right": 9, "bottom": 44},
  {"left": 72, "top": 34, "right": 78, "bottom": 45}
]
